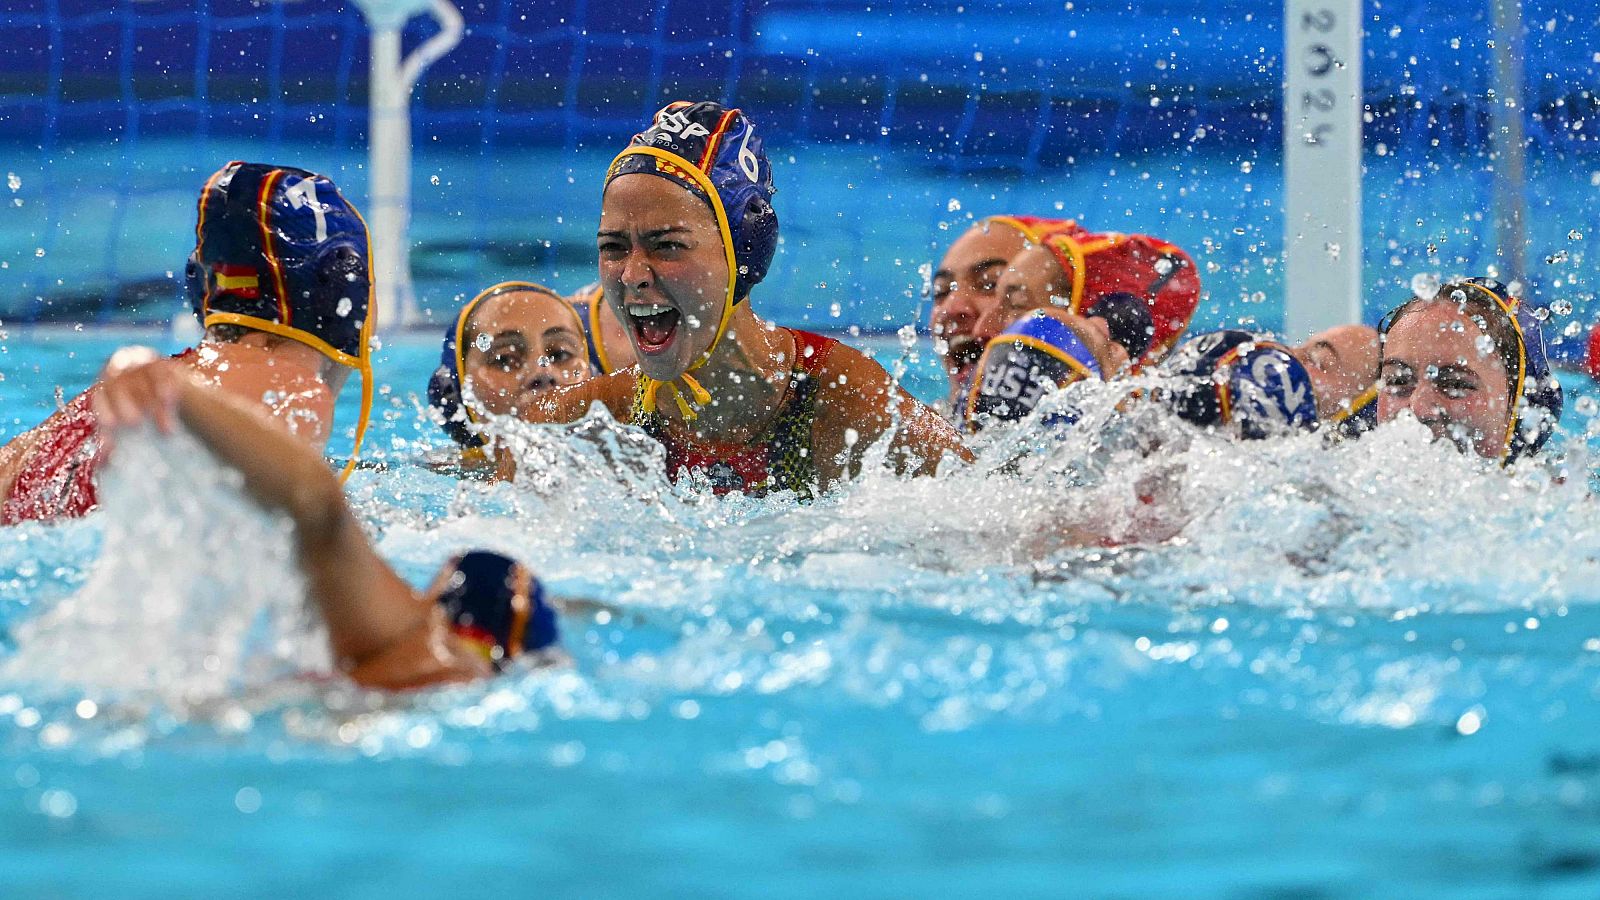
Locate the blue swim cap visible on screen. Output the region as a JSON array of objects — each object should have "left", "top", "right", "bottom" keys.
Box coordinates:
[
  {"left": 1163, "top": 330, "right": 1319, "bottom": 439},
  {"left": 433, "top": 551, "right": 557, "bottom": 668},
  {"left": 187, "top": 161, "right": 372, "bottom": 364},
  {"left": 965, "top": 310, "right": 1103, "bottom": 429},
  {"left": 606, "top": 101, "right": 778, "bottom": 304},
  {"left": 427, "top": 281, "right": 572, "bottom": 448},
  {"left": 185, "top": 160, "right": 375, "bottom": 479}
]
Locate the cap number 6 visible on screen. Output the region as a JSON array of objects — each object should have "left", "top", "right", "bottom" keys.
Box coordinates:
[{"left": 736, "top": 126, "right": 760, "bottom": 183}]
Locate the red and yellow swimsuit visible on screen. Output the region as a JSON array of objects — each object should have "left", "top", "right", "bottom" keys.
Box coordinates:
[
  {"left": 2, "top": 388, "right": 102, "bottom": 525},
  {"left": 632, "top": 329, "right": 838, "bottom": 499}
]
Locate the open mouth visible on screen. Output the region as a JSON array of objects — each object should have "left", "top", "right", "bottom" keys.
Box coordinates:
[
  {"left": 626, "top": 303, "right": 681, "bottom": 355},
  {"left": 946, "top": 334, "right": 983, "bottom": 369}
]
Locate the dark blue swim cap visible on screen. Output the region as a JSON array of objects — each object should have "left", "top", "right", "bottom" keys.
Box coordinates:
[
  {"left": 605, "top": 101, "right": 778, "bottom": 304},
  {"left": 1163, "top": 330, "right": 1319, "bottom": 440},
  {"left": 434, "top": 551, "right": 557, "bottom": 668},
  {"left": 186, "top": 161, "right": 372, "bottom": 363}
]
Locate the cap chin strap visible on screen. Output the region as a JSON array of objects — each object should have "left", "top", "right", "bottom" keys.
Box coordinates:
[
  {"left": 1457, "top": 282, "right": 1528, "bottom": 462},
  {"left": 608, "top": 146, "right": 739, "bottom": 423}
]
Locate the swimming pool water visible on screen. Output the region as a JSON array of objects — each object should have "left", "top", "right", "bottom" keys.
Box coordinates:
[{"left": 4, "top": 330, "right": 1600, "bottom": 898}]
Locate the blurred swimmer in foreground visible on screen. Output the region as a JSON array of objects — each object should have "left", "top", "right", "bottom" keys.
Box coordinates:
[
  {"left": 93, "top": 352, "right": 559, "bottom": 690},
  {"left": 429, "top": 281, "right": 597, "bottom": 468},
  {"left": 930, "top": 215, "right": 1081, "bottom": 411},
  {"left": 1376, "top": 278, "right": 1562, "bottom": 462},
  {"left": 0, "top": 161, "right": 375, "bottom": 525},
  {"left": 568, "top": 282, "right": 638, "bottom": 373},
  {"left": 509, "top": 101, "right": 968, "bottom": 497}
]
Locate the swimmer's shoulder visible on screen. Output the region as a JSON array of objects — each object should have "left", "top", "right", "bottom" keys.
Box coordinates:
[
  {"left": 803, "top": 333, "right": 969, "bottom": 474},
  {"left": 0, "top": 385, "right": 98, "bottom": 505}
]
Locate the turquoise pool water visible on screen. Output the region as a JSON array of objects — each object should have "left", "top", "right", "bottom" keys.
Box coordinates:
[{"left": 4, "top": 329, "right": 1600, "bottom": 897}]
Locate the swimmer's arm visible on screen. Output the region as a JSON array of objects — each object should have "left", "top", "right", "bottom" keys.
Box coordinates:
[
  {"left": 514, "top": 370, "right": 634, "bottom": 425},
  {"left": 812, "top": 348, "right": 972, "bottom": 487},
  {"left": 496, "top": 370, "right": 636, "bottom": 480},
  {"left": 96, "top": 360, "right": 487, "bottom": 688}
]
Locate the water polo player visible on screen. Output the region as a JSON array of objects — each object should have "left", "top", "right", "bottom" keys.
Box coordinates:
[
  {"left": 0, "top": 161, "right": 375, "bottom": 525},
  {"left": 970, "top": 225, "right": 1201, "bottom": 370},
  {"left": 961, "top": 226, "right": 1191, "bottom": 430},
  {"left": 568, "top": 282, "right": 638, "bottom": 373},
  {"left": 94, "top": 354, "right": 559, "bottom": 690},
  {"left": 508, "top": 101, "right": 968, "bottom": 496},
  {"left": 1376, "top": 278, "right": 1563, "bottom": 462},
  {"left": 964, "top": 306, "right": 1137, "bottom": 429},
  {"left": 930, "top": 215, "right": 1081, "bottom": 412},
  {"left": 429, "top": 281, "right": 597, "bottom": 465}
]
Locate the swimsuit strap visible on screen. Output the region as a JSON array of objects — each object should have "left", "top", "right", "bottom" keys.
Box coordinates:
[{"left": 765, "top": 329, "right": 837, "bottom": 498}]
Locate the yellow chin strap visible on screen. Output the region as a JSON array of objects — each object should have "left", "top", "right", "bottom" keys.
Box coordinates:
[
  {"left": 1458, "top": 282, "right": 1529, "bottom": 462},
  {"left": 607, "top": 145, "right": 739, "bottom": 423}
]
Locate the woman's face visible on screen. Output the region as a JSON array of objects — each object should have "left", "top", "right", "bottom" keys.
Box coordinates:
[
  {"left": 597, "top": 174, "right": 730, "bottom": 382},
  {"left": 1377, "top": 301, "right": 1513, "bottom": 459},
  {"left": 462, "top": 291, "right": 591, "bottom": 416}
]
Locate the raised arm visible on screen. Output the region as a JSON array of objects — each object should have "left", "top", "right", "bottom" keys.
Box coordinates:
[{"left": 94, "top": 352, "right": 482, "bottom": 688}]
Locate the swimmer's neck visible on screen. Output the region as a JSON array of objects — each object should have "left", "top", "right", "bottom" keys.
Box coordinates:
[{"left": 664, "top": 304, "right": 795, "bottom": 441}]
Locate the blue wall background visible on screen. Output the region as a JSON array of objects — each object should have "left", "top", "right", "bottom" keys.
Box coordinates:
[{"left": 2, "top": 1, "right": 1598, "bottom": 349}]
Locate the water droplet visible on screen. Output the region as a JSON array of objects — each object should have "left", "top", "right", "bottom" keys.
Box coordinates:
[
  {"left": 1410, "top": 272, "right": 1440, "bottom": 299},
  {"left": 946, "top": 198, "right": 961, "bottom": 213},
  {"left": 39, "top": 789, "right": 77, "bottom": 819},
  {"left": 336, "top": 297, "right": 353, "bottom": 317},
  {"left": 234, "top": 787, "right": 262, "bottom": 814},
  {"left": 1474, "top": 334, "right": 1496, "bottom": 356},
  {"left": 897, "top": 324, "right": 917, "bottom": 349},
  {"left": 1551, "top": 299, "right": 1573, "bottom": 316},
  {"left": 473, "top": 333, "right": 492, "bottom": 352},
  {"left": 1570, "top": 229, "right": 1584, "bottom": 240},
  {"left": 6, "top": 173, "right": 19, "bottom": 192},
  {"left": 429, "top": 174, "right": 440, "bottom": 185}
]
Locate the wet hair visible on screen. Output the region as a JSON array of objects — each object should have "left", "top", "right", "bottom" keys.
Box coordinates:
[{"left": 1379, "top": 281, "right": 1522, "bottom": 400}]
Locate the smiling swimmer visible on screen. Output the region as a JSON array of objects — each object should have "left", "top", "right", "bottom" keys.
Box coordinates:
[
  {"left": 429, "top": 281, "right": 597, "bottom": 468},
  {"left": 930, "top": 215, "right": 1083, "bottom": 413},
  {"left": 506, "top": 101, "right": 969, "bottom": 497},
  {"left": 0, "top": 161, "right": 375, "bottom": 525},
  {"left": 94, "top": 353, "right": 560, "bottom": 690},
  {"left": 969, "top": 225, "right": 1201, "bottom": 369},
  {"left": 1376, "top": 278, "right": 1562, "bottom": 462}
]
